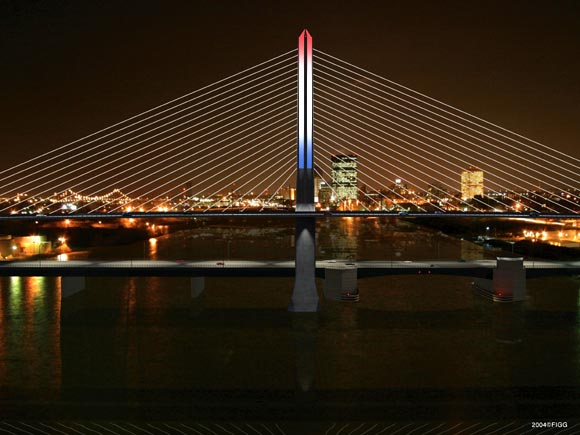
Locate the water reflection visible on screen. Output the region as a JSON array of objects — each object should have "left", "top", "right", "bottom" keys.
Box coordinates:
[
  {"left": 0, "top": 276, "right": 61, "bottom": 402},
  {"left": 292, "top": 312, "right": 317, "bottom": 398},
  {"left": 148, "top": 237, "right": 158, "bottom": 259},
  {"left": 0, "top": 219, "right": 579, "bottom": 421},
  {"left": 493, "top": 303, "right": 525, "bottom": 344},
  {"left": 0, "top": 282, "right": 5, "bottom": 389},
  {"left": 9, "top": 276, "right": 22, "bottom": 316},
  {"left": 1, "top": 272, "right": 579, "bottom": 419}
]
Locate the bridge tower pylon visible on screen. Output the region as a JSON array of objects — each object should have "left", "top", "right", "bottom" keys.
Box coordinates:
[
  {"left": 296, "top": 29, "right": 315, "bottom": 212},
  {"left": 289, "top": 29, "right": 319, "bottom": 312}
]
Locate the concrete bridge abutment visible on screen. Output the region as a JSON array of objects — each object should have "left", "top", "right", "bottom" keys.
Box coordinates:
[
  {"left": 474, "top": 257, "right": 526, "bottom": 302},
  {"left": 323, "top": 263, "right": 358, "bottom": 301},
  {"left": 493, "top": 257, "right": 526, "bottom": 301}
]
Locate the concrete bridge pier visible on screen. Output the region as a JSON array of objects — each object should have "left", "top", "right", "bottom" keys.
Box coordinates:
[
  {"left": 493, "top": 257, "right": 526, "bottom": 301},
  {"left": 323, "top": 263, "right": 358, "bottom": 301},
  {"left": 289, "top": 217, "right": 319, "bottom": 312},
  {"left": 474, "top": 257, "right": 526, "bottom": 302}
]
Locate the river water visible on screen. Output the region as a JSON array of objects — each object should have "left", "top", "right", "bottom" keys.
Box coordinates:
[{"left": 1, "top": 217, "right": 579, "bottom": 424}]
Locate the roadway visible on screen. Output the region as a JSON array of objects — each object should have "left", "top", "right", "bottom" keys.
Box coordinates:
[
  {"left": 0, "top": 259, "right": 578, "bottom": 278},
  {"left": 0, "top": 211, "right": 579, "bottom": 221}
]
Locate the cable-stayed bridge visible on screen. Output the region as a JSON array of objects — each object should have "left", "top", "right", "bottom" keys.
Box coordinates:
[
  {"left": 1, "top": 30, "right": 579, "bottom": 312},
  {"left": 0, "top": 31, "right": 578, "bottom": 219}
]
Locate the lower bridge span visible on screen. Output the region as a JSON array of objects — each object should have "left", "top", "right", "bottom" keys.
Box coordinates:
[{"left": 0, "top": 259, "right": 577, "bottom": 279}]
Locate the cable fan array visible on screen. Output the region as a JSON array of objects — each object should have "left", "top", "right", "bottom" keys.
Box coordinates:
[
  {"left": 0, "top": 46, "right": 578, "bottom": 216},
  {"left": 0, "top": 50, "right": 298, "bottom": 215},
  {"left": 313, "top": 49, "right": 580, "bottom": 214}
]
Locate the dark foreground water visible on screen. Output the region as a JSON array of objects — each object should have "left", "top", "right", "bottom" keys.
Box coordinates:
[{"left": 1, "top": 218, "right": 579, "bottom": 432}]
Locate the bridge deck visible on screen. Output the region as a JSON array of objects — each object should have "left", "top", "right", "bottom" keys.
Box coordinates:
[
  {"left": 0, "top": 259, "right": 578, "bottom": 278},
  {"left": 1, "top": 211, "right": 579, "bottom": 221}
]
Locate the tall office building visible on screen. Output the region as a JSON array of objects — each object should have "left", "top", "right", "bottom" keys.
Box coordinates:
[
  {"left": 313, "top": 167, "right": 323, "bottom": 203},
  {"left": 331, "top": 155, "right": 358, "bottom": 201},
  {"left": 461, "top": 167, "right": 484, "bottom": 200},
  {"left": 318, "top": 182, "right": 332, "bottom": 206}
]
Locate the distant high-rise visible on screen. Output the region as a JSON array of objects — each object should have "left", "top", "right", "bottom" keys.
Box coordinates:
[
  {"left": 318, "top": 182, "right": 332, "bottom": 206},
  {"left": 331, "top": 155, "right": 358, "bottom": 201},
  {"left": 461, "top": 167, "right": 484, "bottom": 200},
  {"left": 313, "top": 167, "right": 323, "bottom": 203}
]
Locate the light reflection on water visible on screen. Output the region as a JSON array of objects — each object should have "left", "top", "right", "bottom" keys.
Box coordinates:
[
  {"left": 0, "top": 218, "right": 579, "bottom": 420},
  {"left": 0, "top": 275, "right": 61, "bottom": 400}
]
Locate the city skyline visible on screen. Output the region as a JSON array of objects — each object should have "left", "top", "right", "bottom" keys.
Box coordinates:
[{"left": 2, "top": 159, "right": 578, "bottom": 215}]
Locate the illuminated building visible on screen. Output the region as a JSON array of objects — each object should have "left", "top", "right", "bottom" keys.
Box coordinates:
[
  {"left": 281, "top": 186, "right": 296, "bottom": 201},
  {"left": 461, "top": 167, "right": 484, "bottom": 200},
  {"left": 0, "top": 235, "right": 50, "bottom": 258},
  {"left": 318, "top": 182, "right": 332, "bottom": 206},
  {"left": 313, "top": 167, "right": 323, "bottom": 202},
  {"left": 331, "top": 155, "right": 358, "bottom": 201}
]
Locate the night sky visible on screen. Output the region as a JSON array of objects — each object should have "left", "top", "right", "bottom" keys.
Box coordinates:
[{"left": 1, "top": 0, "right": 579, "bottom": 172}]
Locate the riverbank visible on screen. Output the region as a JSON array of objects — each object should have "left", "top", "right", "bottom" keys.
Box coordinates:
[{"left": 412, "top": 217, "right": 580, "bottom": 260}]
